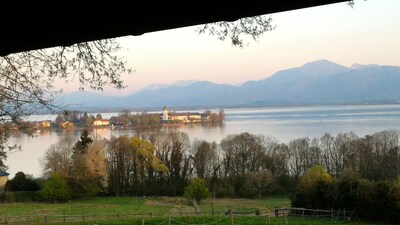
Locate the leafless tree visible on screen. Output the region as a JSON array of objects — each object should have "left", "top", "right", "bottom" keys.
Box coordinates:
[
  {"left": 332, "top": 132, "right": 358, "bottom": 176},
  {"left": 264, "top": 142, "right": 290, "bottom": 177},
  {"left": 40, "top": 136, "right": 76, "bottom": 178},
  {"left": 192, "top": 139, "right": 218, "bottom": 179},
  {"left": 288, "top": 137, "right": 311, "bottom": 179},
  {"left": 320, "top": 133, "right": 335, "bottom": 175},
  {"left": 246, "top": 171, "right": 275, "bottom": 198},
  {"left": 220, "top": 132, "right": 266, "bottom": 177}
]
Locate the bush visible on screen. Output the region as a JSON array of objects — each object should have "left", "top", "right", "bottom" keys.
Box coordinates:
[
  {"left": 0, "top": 191, "right": 41, "bottom": 202},
  {"left": 291, "top": 165, "right": 335, "bottom": 209},
  {"left": 184, "top": 178, "right": 211, "bottom": 205},
  {"left": 291, "top": 173, "right": 400, "bottom": 223},
  {"left": 40, "top": 173, "right": 71, "bottom": 203},
  {"left": 4, "top": 171, "right": 40, "bottom": 192},
  {"left": 355, "top": 180, "right": 400, "bottom": 223}
]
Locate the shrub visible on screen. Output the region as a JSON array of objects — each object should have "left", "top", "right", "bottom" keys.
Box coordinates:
[
  {"left": 40, "top": 173, "right": 71, "bottom": 203},
  {"left": 184, "top": 178, "right": 211, "bottom": 205},
  {"left": 291, "top": 165, "right": 335, "bottom": 209}
]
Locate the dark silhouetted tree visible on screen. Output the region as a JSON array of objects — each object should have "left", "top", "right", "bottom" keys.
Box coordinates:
[{"left": 5, "top": 171, "right": 40, "bottom": 192}]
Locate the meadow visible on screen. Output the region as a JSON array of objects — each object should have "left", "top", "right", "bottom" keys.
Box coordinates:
[{"left": 0, "top": 196, "right": 383, "bottom": 225}]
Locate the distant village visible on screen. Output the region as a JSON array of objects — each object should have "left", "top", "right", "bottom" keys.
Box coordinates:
[{"left": 4, "top": 106, "right": 225, "bottom": 132}]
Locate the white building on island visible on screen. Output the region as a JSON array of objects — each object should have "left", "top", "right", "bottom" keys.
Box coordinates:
[
  {"left": 161, "top": 106, "right": 208, "bottom": 124},
  {"left": 93, "top": 119, "right": 110, "bottom": 126}
]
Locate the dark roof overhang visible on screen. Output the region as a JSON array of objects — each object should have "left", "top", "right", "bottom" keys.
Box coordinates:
[{"left": 0, "top": 1, "right": 348, "bottom": 56}]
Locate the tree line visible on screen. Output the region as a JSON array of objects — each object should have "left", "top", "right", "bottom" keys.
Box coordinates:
[
  {"left": 7, "top": 129, "right": 399, "bottom": 196},
  {"left": 2, "top": 129, "right": 399, "bottom": 222}
]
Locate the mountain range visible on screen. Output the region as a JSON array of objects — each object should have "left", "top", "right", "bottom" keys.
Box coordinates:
[{"left": 57, "top": 59, "right": 400, "bottom": 111}]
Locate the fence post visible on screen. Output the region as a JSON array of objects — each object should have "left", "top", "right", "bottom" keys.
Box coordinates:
[
  {"left": 284, "top": 213, "right": 288, "bottom": 225},
  {"left": 265, "top": 214, "right": 271, "bottom": 225},
  {"left": 231, "top": 209, "right": 234, "bottom": 225},
  {"left": 63, "top": 210, "right": 66, "bottom": 222},
  {"left": 142, "top": 218, "right": 145, "bottom": 225},
  {"left": 343, "top": 208, "right": 346, "bottom": 222},
  {"left": 331, "top": 208, "right": 333, "bottom": 222}
]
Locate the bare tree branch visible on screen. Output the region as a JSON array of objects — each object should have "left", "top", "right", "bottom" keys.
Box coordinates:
[
  {"left": 196, "top": 15, "right": 275, "bottom": 48},
  {"left": 0, "top": 39, "right": 132, "bottom": 167}
]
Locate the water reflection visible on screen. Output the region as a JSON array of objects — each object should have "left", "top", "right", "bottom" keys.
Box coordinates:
[{"left": 5, "top": 104, "right": 400, "bottom": 178}]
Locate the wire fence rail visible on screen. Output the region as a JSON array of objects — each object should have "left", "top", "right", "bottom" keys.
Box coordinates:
[
  {"left": 0, "top": 208, "right": 353, "bottom": 225},
  {"left": 274, "top": 207, "right": 355, "bottom": 223}
]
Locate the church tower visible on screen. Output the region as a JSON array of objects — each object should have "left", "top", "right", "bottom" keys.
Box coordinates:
[{"left": 162, "top": 106, "right": 169, "bottom": 121}]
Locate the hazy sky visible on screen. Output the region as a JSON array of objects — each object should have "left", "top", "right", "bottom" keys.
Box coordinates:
[{"left": 60, "top": 0, "right": 400, "bottom": 95}]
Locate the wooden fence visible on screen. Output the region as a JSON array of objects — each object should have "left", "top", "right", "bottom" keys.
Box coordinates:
[
  {"left": 0, "top": 211, "right": 164, "bottom": 225},
  {"left": 0, "top": 208, "right": 353, "bottom": 224}
]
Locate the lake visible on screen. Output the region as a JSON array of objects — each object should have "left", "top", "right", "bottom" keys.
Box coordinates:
[{"left": 6, "top": 104, "right": 400, "bottom": 178}]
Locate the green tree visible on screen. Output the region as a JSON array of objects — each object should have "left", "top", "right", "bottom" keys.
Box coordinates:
[
  {"left": 73, "top": 129, "right": 93, "bottom": 155},
  {"left": 41, "top": 173, "right": 71, "bottom": 203},
  {"left": 291, "top": 165, "right": 335, "bottom": 209},
  {"left": 184, "top": 178, "right": 211, "bottom": 206},
  {"left": 69, "top": 129, "right": 97, "bottom": 198},
  {"left": 300, "top": 164, "right": 333, "bottom": 188}
]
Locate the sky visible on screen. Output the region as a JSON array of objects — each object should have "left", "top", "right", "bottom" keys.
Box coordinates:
[{"left": 59, "top": 0, "right": 400, "bottom": 96}]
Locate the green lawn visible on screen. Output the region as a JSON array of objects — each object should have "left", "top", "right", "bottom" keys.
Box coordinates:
[
  {"left": 0, "top": 196, "right": 382, "bottom": 225},
  {"left": 1, "top": 197, "right": 166, "bottom": 216},
  {"left": 37, "top": 215, "right": 384, "bottom": 225},
  {"left": 198, "top": 195, "right": 291, "bottom": 214}
]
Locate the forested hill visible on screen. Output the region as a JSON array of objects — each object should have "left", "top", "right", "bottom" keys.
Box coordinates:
[{"left": 59, "top": 59, "right": 400, "bottom": 110}]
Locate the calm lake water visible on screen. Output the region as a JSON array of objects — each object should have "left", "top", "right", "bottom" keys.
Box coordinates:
[{"left": 6, "top": 104, "right": 400, "bottom": 178}]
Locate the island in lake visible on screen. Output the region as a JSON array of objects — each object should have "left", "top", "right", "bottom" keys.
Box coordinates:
[
  {"left": 160, "top": 106, "right": 224, "bottom": 126},
  {"left": 4, "top": 106, "right": 225, "bottom": 132}
]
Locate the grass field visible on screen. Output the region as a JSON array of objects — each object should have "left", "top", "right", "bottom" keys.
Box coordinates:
[
  {"left": 38, "top": 216, "right": 383, "bottom": 225},
  {"left": 0, "top": 195, "right": 290, "bottom": 216},
  {"left": 0, "top": 196, "right": 382, "bottom": 225}
]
